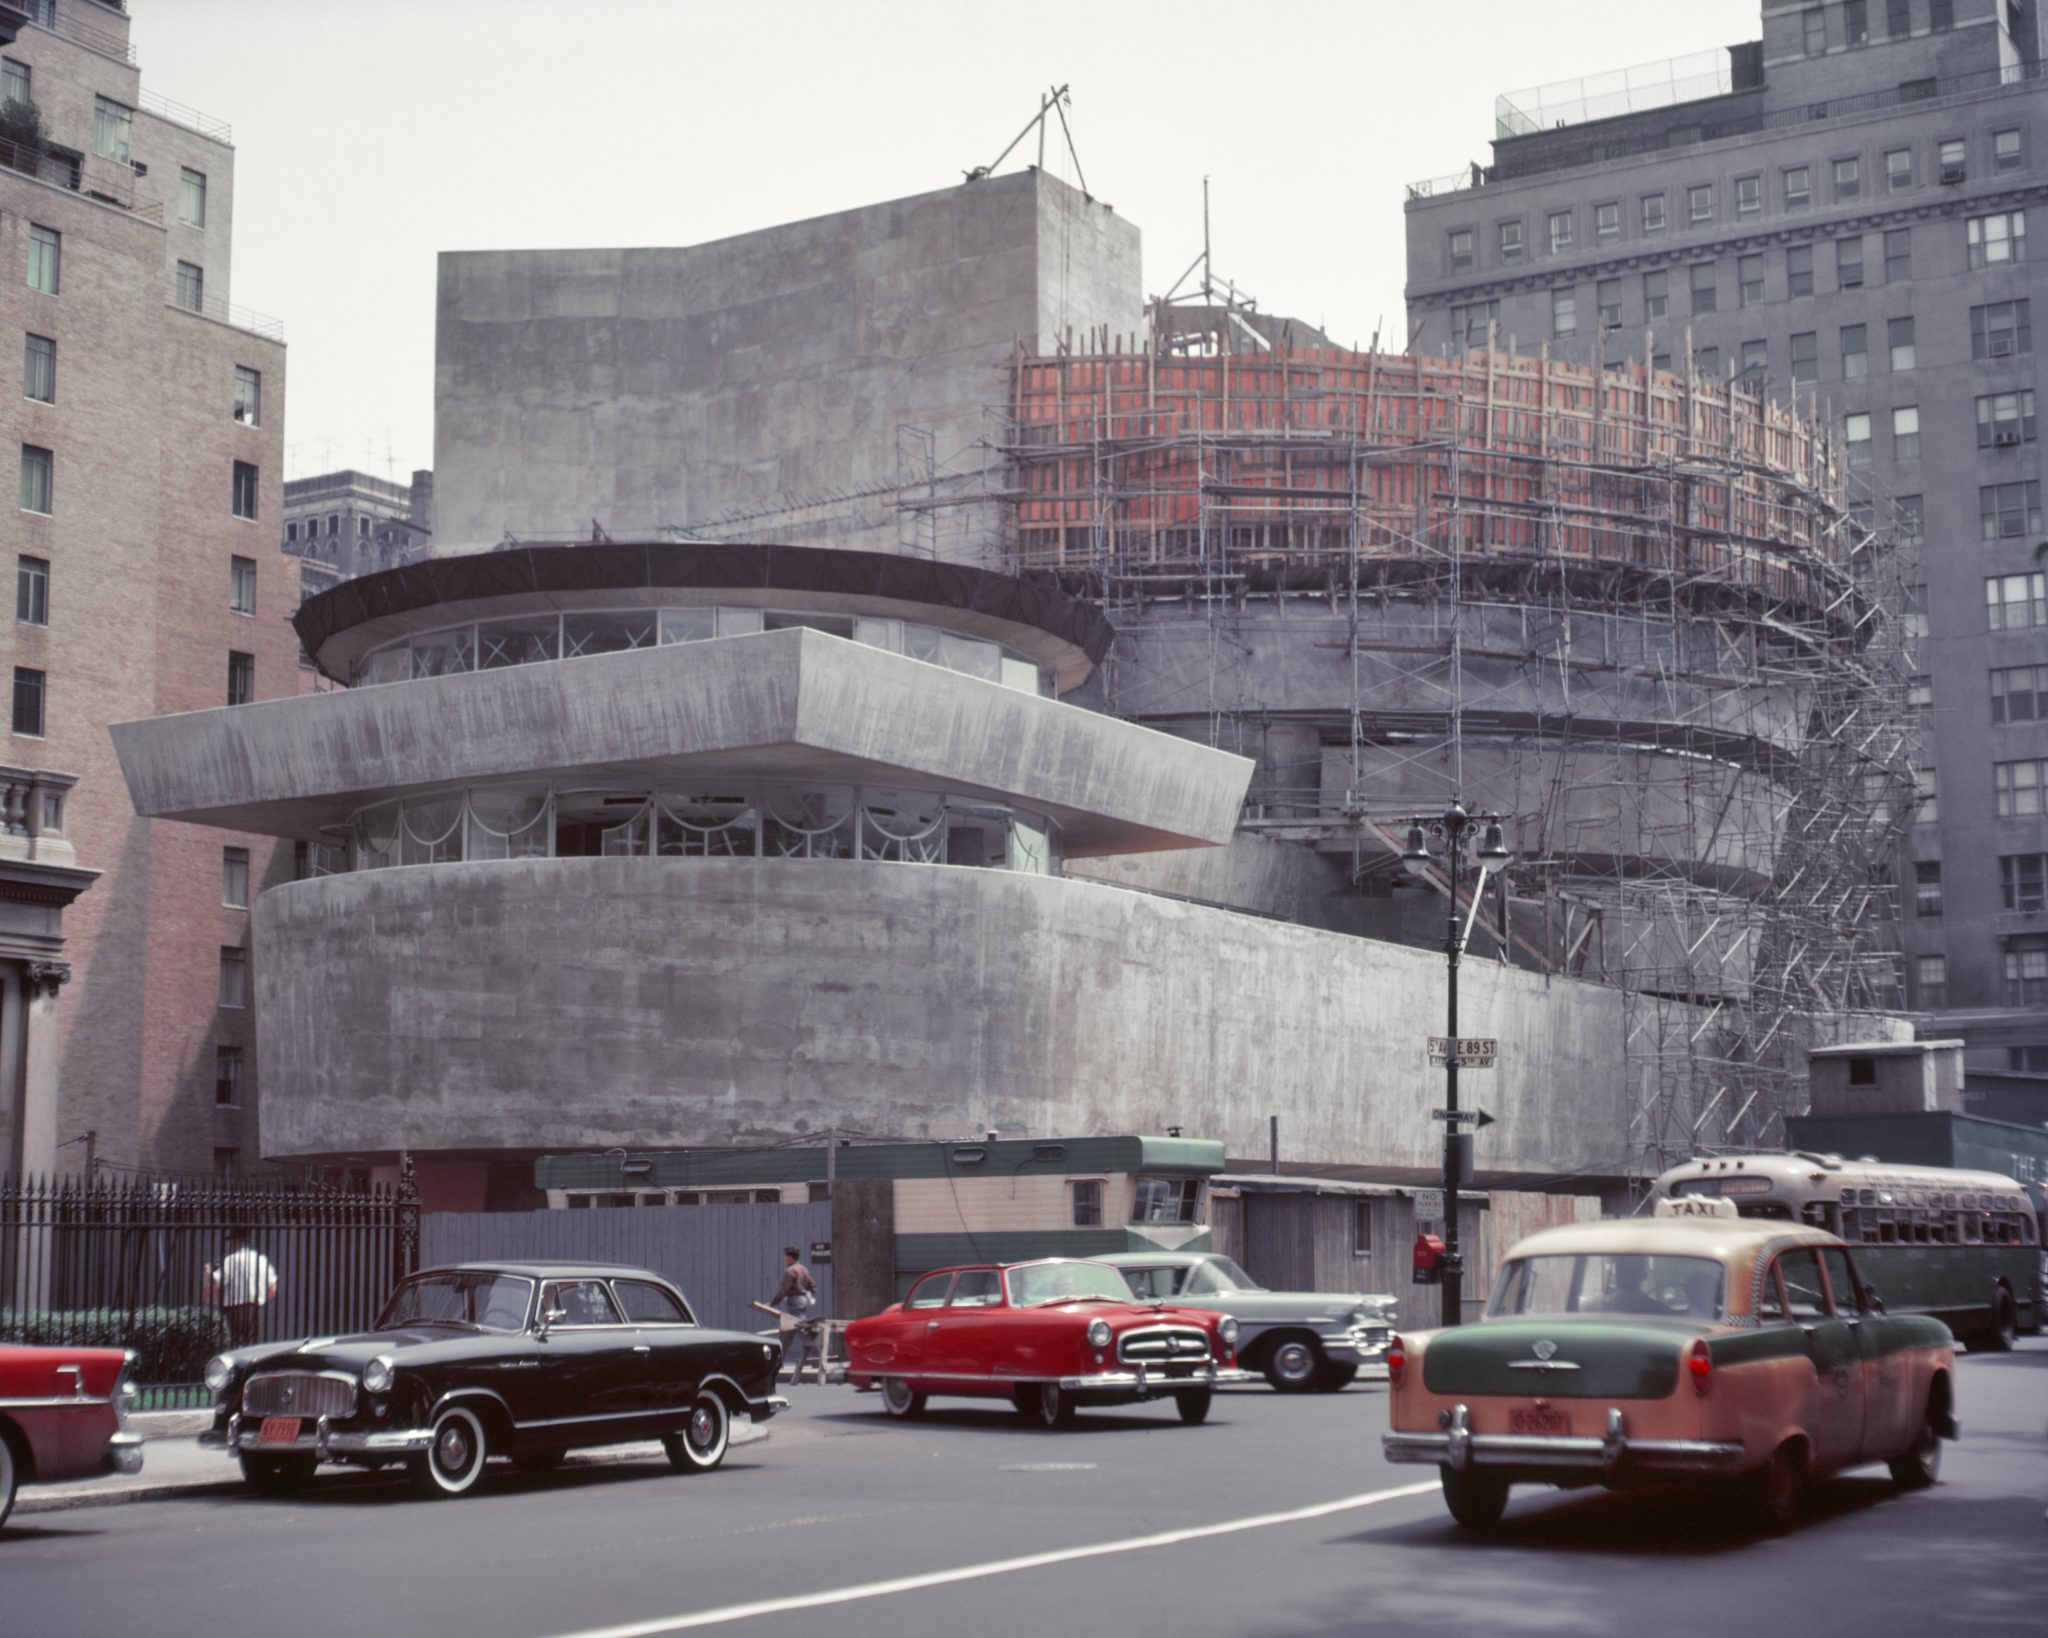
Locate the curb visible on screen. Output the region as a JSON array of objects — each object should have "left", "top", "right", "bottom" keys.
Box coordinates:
[{"left": 15, "top": 1422, "right": 770, "bottom": 1516}]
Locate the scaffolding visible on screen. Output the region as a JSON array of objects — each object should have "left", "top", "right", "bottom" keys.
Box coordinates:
[{"left": 992, "top": 321, "right": 1918, "bottom": 1188}]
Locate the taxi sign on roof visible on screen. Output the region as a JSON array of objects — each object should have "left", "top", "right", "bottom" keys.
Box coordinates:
[{"left": 1654, "top": 1195, "right": 1739, "bottom": 1220}]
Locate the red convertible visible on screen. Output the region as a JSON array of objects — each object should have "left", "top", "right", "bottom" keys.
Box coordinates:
[
  {"left": 1, "top": 1342, "right": 144, "bottom": 1527},
  {"left": 843, "top": 1258, "right": 1251, "bottom": 1427}
]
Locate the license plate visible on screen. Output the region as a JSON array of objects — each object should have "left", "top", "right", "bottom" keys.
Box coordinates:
[
  {"left": 257, "top": 1416, "right": 301, "bottom": 1446},
  {"left": 1509, "top": 1405, "right": 1569, "bottom": 1436}
]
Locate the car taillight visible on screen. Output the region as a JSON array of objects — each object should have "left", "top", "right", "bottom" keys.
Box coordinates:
[
  {"left": 1386, "top": 1335, "right": 1407, "bottom": 1388},
  {"left": 1686, "top": 1338, "right": 1712, "bottom": 1396}
]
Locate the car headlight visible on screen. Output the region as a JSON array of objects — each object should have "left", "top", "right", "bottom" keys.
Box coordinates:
[
  {"left": 203, "top": 1354, "right": 232, "bottom": 1395},
  {"left": 1086, "top": 1319, "right": 1113, "bottom": 1349},
  {"left": 1218, "top": 1316, "right": 1239, "bottom": 1345},
  {"left": 362, "top": 1354, "right": 395, "bottom": 1395}
]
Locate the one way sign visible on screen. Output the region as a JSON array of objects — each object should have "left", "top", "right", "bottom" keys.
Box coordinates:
[{"left": 1430, "top": 1108, "right": 1496, "bottom": 1128}]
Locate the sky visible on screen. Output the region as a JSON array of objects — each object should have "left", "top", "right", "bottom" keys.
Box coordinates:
[{"left": 132, "top": 0, "right": 1764, "bottom": 485}]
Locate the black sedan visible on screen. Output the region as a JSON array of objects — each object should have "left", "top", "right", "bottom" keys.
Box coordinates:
[{"left": 201, "top": 1261, "right": 785, "bottom": 1497}]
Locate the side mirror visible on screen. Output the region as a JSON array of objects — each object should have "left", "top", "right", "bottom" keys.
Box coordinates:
[
  {"left": 1863, "top": 1285, "right": 1885, "bottom": 1315},
  {"left": 538, "top": 1307, "right": 567, "bottom": 1335}
]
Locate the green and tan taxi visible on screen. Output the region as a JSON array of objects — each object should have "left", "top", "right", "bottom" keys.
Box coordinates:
[{"left": 1381, "top": 1199, "right": 1957, "bottom": 1532}]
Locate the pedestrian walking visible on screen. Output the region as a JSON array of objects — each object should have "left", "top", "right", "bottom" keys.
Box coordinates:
[
  {"left": 205, "top": 1226, "right": 277, "bottom": 1348},
  {"left": 770, "top": 1246, "right": 817, "bottom": 1382}
]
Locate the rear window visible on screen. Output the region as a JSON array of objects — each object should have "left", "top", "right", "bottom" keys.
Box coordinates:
[{"left": 1488, "top": 1253, "right": 1726, "bottom": 1320}]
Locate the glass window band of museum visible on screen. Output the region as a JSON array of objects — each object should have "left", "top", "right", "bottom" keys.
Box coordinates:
[
  {"left": 302, "top": 778, "right": 1060, "bottom": 879},
  {"left": 348, "top": 605, "right": 1054, "bottom": 697}
]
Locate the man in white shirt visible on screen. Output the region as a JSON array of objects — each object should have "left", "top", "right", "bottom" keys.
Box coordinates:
[{"left": 205, "top": 1227, "right": 278, "bottom": 1347}]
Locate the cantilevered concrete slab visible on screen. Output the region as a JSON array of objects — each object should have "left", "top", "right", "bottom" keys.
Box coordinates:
[{"left": 110, "top": 628, "right": 1250, "bottom": 857}]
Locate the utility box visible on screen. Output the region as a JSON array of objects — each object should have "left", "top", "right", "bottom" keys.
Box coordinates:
[{"left": 1805, "top": 1040, "right": 1965, "bottom": 1117}]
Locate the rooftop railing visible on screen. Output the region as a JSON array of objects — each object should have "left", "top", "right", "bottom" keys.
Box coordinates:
[
  {"left": 20, "top": 0, "right": 136, "bottom": 66},
  {"left": 169, "top": 286, "right": 284, "bottom": 343},
  {"left": 137, "top": 88, "right": 232, "bottom": 145},
  {"left": 0, "top": 135, "right": 162, "bottom": 221},
  {"left": 1495, "top": 49, "right": 1734, "bottom": 140}
]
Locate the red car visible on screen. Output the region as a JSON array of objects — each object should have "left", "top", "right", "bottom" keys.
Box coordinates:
[
  {"left": 843, "top": 1258, "right": 1251, "bottom": 1427},
  {"left": 0, "top": 1343, "right": 144, "bottom": 1527}
]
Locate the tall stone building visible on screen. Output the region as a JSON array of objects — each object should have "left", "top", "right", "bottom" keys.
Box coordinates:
[
  {"left": 0, "top": 2, "right": 291, "bottom": 1173},
  {"left": 1405, "top": 0, "right": 2048, "bottom": 1085},
  {"left": 283, "top": 467, "right": 432, "bottom": 598}
]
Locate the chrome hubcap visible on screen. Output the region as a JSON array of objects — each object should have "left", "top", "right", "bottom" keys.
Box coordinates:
[
  {"left": 439, "top": 1427, "right": 469, "bottom": 1469},
  {"left": 690, "top": 1408, "right": 716, "bottom": 1449}
]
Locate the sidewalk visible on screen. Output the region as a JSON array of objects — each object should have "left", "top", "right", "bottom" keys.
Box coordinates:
[{"left": 15, "top": 1406, "right": 777, "bottom": 1517}]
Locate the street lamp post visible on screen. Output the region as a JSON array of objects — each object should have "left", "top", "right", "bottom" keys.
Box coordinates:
[{"left": 1401, "top": 802, "right": 1510, "bottom": 1329}]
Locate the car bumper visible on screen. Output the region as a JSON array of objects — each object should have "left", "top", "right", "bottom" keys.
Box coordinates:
[
  {"left": 746, "top": 1394, "right": 788, "bottom": 1424},
  {"left": 206, "top": 1413, "right": 433, "bottom": 1461},
  {"left": 1382, "top": 1404, "right": 1746, "bottom": 1478},
  {"left": 1321, "top": 1331, "right": 1392, "bottom": 1368},
  {"left": 1057, "top": 1365, "right": 1257, "bottom": 1394},
  {"left": 105, "top": 1431, "right": 145, "bottom": 1477}
]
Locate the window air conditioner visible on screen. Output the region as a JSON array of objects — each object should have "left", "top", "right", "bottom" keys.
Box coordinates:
[
  {"left": 1940, "top": 166, "right": 1966, "bottom": 185},
  {"left": 1990, "top": 336, "right": 2016, "bottom": 357},
  {"left": 1996, "top": 427, "right": 2024, "bottom": 446}
]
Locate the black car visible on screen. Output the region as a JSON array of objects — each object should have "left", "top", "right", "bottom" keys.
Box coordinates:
[{"left": 201, "top": 1261, "right": 785, "bottom": 1497}]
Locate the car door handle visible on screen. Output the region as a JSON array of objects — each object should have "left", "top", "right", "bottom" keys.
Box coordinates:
[
  {"left": 925, "top": 1321, "right": 940, "bottom": 1331},
  {"left": 632, "top": 1345, "right": 651, "bottom": 1354}
]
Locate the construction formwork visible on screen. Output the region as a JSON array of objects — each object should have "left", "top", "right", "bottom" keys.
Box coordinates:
[{"left": 995, "top": 330, "right": 1918, "bottom": 1188}]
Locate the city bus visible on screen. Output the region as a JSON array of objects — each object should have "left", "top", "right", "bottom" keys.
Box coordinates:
[{"left": 1647, "top": 1152, "right": 2042, "bottom": 1351}]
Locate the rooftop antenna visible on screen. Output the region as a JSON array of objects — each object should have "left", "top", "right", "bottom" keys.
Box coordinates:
[{"left": 965, "top": 85, "right": 1089, "bottom": 197}]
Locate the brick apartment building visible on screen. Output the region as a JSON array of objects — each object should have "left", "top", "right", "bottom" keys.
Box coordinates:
[{"left": 0, "top": 0, "right": 292, "bottom": 1174}]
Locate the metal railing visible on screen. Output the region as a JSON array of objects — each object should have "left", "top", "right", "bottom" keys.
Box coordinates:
[
  {"left": 0, "top": 1168, "right": 419, "bottom": 1398},
  {"left": 169, "top": 284, "right": 285, "bottom": 342},
  {"left": 137, "top": 87, "right": 232, "bottom": 145},
  {"left": 20, "top": 0, "right": 137, "bottom": 67},
  {"left": 1496, "top": 48, "right": 1735, "bottom": 140},
  {"left": 0, "top": 134, "right": 162, "bottom": 222}
]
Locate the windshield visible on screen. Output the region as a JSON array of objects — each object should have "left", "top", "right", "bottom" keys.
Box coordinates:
[
  {"left": 1487, "top": 1254, "right": 1726, "bottom": 1321},
  {"left": 378, "top": 1272, "right": 536, "bottom": 1333},
  {"left": 1006, "top": 1262, "right": 1135, "bottom": 1307},
  {"left": 1185, "top": 1257, "right": 1262, "bottom": 1295}
]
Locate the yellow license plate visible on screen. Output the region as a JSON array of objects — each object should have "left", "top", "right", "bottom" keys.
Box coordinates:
[
  {"left": 257, "top": 1416, "right": 301, "bottom": 1446},
  {"left": 1510, "top": 1405, "right": 1569, "bottom": 1436}
]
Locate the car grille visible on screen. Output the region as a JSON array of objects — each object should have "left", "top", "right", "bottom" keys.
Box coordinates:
[
  {"left": 1119, "top": 1326, "right": 1211, "bottom": 1365},
  {"left": 243, "top": 1371, "right": 358, "bottom": 1419}
]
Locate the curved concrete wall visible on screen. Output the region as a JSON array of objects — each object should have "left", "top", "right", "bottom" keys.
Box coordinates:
[{"left": 252, "top": 857, "right": 1634, "bottom": 1183}]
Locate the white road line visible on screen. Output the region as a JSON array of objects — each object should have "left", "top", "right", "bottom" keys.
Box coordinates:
[{"left": 544, "top": 1480, "right": 1442, "bottom": 1636}]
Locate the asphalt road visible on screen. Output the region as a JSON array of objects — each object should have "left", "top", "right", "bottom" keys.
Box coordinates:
[{"left": 7, "top": 1343, "right": 2047, "bottom": 1638}]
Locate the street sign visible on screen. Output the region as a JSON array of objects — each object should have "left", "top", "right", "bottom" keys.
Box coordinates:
[
  {"left": 1430, "top": 1108, "right": 1496, "bottom": 1128},
  {"left": 1427, "top": 1036, "right": 1498, "bottom": 1068},
  {"left": 810, "top": 1240, "right": 832, "bottom": 1265},
  {"left": 1412, "top": 1188, "right": 1445, "bottom": 1220}
]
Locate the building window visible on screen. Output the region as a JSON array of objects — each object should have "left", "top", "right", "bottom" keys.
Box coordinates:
[
  {"left": 1836, "top": 236, "right": 1864, "bottom": 289},
  {"left": 357, "top": 516, "right": 370, "bottom": 538},
  {"left": 1787, "top": 245, "right": 1814, "bottom": 297},
  {"left": 1893, "top": 405, "right": 1920, "bottom": 461},
  {"left": 1783, "top": 166, "right": 1811, "bottom": 210},
  {"left": 1995, "top": 759, "right": 2047, "bottom": 818},
  {"left": 1689, "top": 262, "right": 1716, "bottom": 314},
  {"left": 1897, "top": 495, "right": 1923, "bottom": 545},
  {"left": 1884, "top": 228, "right": 1911, "bottom": 282},
  {"left": 1447, "top": 229, "right": 1473, "bottom": 273},
  {"left": 1977, "top": 390, "right": 2037, "bottom": 448},
  {"left": 1641, "top": 194, "right": 1666, "bottom": 235},
  {"left": 1740, "top": 337, "right": 1767, "bottom": 380},
  {"left": 1939, "top": 137, "right": 1967, "bottom": 185},
  {"left": 1594, "top": 202, "right": 1620, "bottom": 243},
  {"left": 1687, "top": 184, "right": 1712, "bottom": 225},
  {"left": 230, "top": 555, "right": 257, "bottom": 615},
  {"left": 1842, "top": 323, "right": 1868, "bottom": 380},
  {"left": 1886, "top": 148, "right": 1913, "bottom": 192},
  {"left": 1845, "top": 410, "right": 1871, "bottom": 466},
  {"left": 218, "top": 946, "right": 248, "bottom": 1009},
  {"left": 1886, "top": 0, "right": 1910, "bottom": 35},
  {"left": 1973, "top": 299, "right": 2032, "bottom": 362},
  {"left": 1987, "top": 571, "right": 2048, "bottom": 629},
  {"left": 234, "top": 366, "right": 261, "bottom": 425},
  {"left": 1916, "top": 954, "right": 1947, "bottom": 1010},
  {"left": 1496, "top": 221, "right": 1522, "bottom": 264},
  {"left": 1547, "top": 211, "right": 1573, "bottom": 255},
  {"left": 1991, "top": 663, "right": 2048, "bottom": 723},
  {"left": 1884, "top": 316, "right": 1913, "bottom": 372},
  {"left": 222, "top": 845, "right": 250, "bottom": 908},
  {"left": 22, "top": 332, "right": 53, "bottom": 403},
  {"left": 1982, "top": 481, "right": 2043, "bottom": 541},
  {"left": 2007, "top": 944, "right": 2048, "bottom": 1007},
  {"left": 1902, "top": 581, "right": 1929, "bottom": 645},
  {"left": 1994, "top": 128, "right": 2023, "bottom": 175},
  {"left": 1833, "top": 156, "right": 1861, "bottom": 200},
  {"left": 1791, "top": 331, "right": 1819, "bottom": 388},
  {"left": 1846, "top": 1, "right": 1870, "bottom": 44},
  {"left": 1071, "top": 1178, "right": 1103, "bottom": 1227},
  {"left": 1735, "top": 175, "right": 1761, "bottom": 217},
  {"left": 91, "top": 95, "right": 132, "bottom": 165},
  {"left": 1, "top": 58, "right": 28, "bottom": 107},
  {"left": 19, "top": 443, "right": 50, "bottom": 514},
  {"left": 1931, "top": 0, "right": 1953, "bottom": 26},
  {"left": 1916, "top": 765, "right": 1938, "bottom": 825},
  {"left": 227, "top": 651, "right": 255, "bottom": 707},
  {"left": 1916, "top": 860, "right": 1943, "bottom": 916},
  {"left": 2001, "top": 853, "right": 2047, "bottom": 913},
  {"left": 11, "top": 666, "right": 43, "bottom": 737},
  {"left": 232, "top": 460, "right": 258, "bottom": 520},
  {"left": 1968, "top": 211, "right": 2026, "bottom": 268},
  {"left": 1549, "top": 287, "right": 1576, "bottom": 337},
  {"left": 27, "top": 224, "right": 58, "bottom": 294},
  {"left": 1739, "top": 254, "right": 1764, "bottom": 306},
  {"left": 326, "top": 513, "right": 340, "bottom": 538},
  {"left": 1694, "top": 345, "right": 1720, "bottom": 377},
  {"left": 1449, "top": 300, "right": 1498, "bottom": 349},
  {"left": 1352, "top": 1201, "right": 1374, "bottom": 1256},
  {"left": 214, "top": 1045, "right": 243, "bottom": 1107},
  {"left": 175, "top": 261, "right": 204, "bottom": 312},
  {"left": 16, "top": 554, "right": 46, "bottom": 626},
  {"left": 1804, "top": 6, "right": 1826, "bottom": 53},
  {"left": 180, "top": 167, "right": 207, "bottom": 228},
  {"left": 1596, "top": 279, "right": 1621, "bottom": 328},
  {"left": 1643, "top": 270, "right": 1668, "bottom": 322},
  {"left": 286, "top": 521, "right": 298, "bottom": 545}
]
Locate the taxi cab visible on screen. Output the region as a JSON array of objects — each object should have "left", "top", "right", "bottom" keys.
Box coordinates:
[{"left": 1381, "top": 1199, "right": 1957, "bottom": 1532}]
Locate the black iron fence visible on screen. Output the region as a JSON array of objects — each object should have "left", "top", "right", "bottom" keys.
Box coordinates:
[{"left": 0, "top": 1169, "right": 419, "bottom": 1406}]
